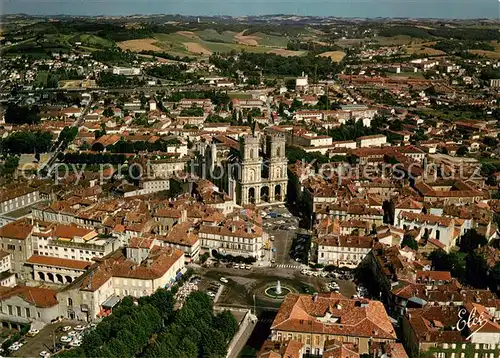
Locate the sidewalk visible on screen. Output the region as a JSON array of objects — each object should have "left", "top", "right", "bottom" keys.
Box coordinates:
[{"left": 227, "top": 314, "right": 257, "bottom": 358}]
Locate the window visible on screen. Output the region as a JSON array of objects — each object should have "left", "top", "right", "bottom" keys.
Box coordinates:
[
  {"left": 25, "top": 308, "right": 30, "bottom": 318},
  {"left": 8, "top": 305, "right": 12, "bottom": 315},
  {"left": 68, "top": 298, "right": 73, "bottom": 307},
  {"left": 7, "top": 244, "right": 15, "bottom": 251},
  {"left": 16, "top": 306, "right": 21, "bottom": 317}
]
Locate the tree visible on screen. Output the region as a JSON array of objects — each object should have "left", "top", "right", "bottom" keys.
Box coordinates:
[
  {"left": 489, "top": 262, "right": 500, "bottom": 294},
  {"left": 401, "top": 234, "right": 418, "bottom": 251},
  {"left": 456, "top": 146, "right": 468, "bottom": 156},
  {"left": 465, "top": 252, "right": 489, "bottom": 288},
  {"left": 4, "top": 104, "right": 40, "bottom": 125},
  {"left": 213, "top": 310, "right": 238, "bottom": 341},
  {"left": 459, "top": 229, "right": 487, "bottom": 252},
  {"left": 2, "top": 131, "right": 53, "bottom": 154},
  {"left": 103, "top": 107, "right": 114, "bottom": 118}
]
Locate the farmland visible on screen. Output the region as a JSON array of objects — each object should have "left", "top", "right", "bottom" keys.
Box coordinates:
[{"left": 318, "top": 51, "right": 346, "bottom": 62}]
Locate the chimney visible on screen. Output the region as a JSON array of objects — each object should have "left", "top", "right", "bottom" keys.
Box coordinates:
[{"left": 312, "top": 293, "right": 318, "bottom": 302}]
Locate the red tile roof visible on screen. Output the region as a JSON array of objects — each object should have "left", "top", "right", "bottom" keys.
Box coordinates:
[
  {"left": 27, "top": 255, "right": 90, "bottom": 270},
  {"left": 0, "top": 285, "right": 58, "bottom": 308},
  {"left": 0, "top": 219, "right": 33, "bottom": 240},
  {"left": 271, "top": 293, "right": 396, "bottom": 340}
]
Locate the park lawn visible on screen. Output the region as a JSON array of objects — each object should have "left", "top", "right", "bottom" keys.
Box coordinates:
[{"left": 34, "top": 71, "right": 49, "bottom": 87}]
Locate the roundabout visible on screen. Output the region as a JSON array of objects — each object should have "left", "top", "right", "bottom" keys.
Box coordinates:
[
  {"left": 253, "top": 279, "right": 302, "bottom": 304},
  {"left": 264, "top": 280, "right": 292, "bottom": 299}
]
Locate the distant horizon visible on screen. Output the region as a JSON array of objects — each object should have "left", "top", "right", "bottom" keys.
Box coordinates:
[{"left": 3, "top": 0, "right": 500, "bottom": 20}]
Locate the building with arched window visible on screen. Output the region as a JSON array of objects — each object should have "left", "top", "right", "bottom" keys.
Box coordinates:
[{"left": 198, "top": 134, "right": 288, "bottom": 207}]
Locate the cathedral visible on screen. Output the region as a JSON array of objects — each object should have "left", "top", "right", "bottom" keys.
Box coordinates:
[{"left": 198, "top": 131, "right": 288, "bottom": 207}]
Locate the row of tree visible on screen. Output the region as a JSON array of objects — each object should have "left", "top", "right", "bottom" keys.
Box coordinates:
[
  {"left": 57, "top": 289, "right": 238, "bottom": 358},
  {"left": 99, "top": 138, "right": 181, "bottom": 154},
  {"left": 378, "top": 26, "right": 499, "bottom": 42},
  {"left": 1, "top": 130, "right": 53, "bottom": 154},
  {"left": 57, "top": 287, "right": 175, "bottom": 358},
  {"left": 5, "top": 104, "right": 41, "bottom": 125},
  {"left": 209, "top": 52, "right": 341, "bottom": 79},
  {"left": 59, "top": 152, "right": 127, "bottom": 165},
  {"left": 142, "top": 291, "right": 238, "bottom": 358}
]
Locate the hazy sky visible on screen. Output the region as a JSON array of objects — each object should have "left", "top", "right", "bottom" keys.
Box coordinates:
[{"left": 3, "top": 0, "right": 499, "bottom": 19}]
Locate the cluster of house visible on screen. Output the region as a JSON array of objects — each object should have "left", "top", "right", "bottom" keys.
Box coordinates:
[{"left": 0, "top": 165, "right": 275, "bottom": 327}]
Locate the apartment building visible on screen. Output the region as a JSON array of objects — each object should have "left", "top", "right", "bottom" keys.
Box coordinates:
[
  {"left": 199, "top": 218, "right": 266, "bottom": 259},
  {"left": 397, "top": 212, "right": 459, "bottom": 252},
  {"left": 0, "top": 250, "right": 15, "bottom": 287},
  {"left": 270, "top": 293, "right": 397, "bottom": 356},
  {"left": 0, "top": 185, "right": 41, "bottom": 215},
  {"left": 34, "top": 223, "right": 120, "bottom": 262},
  {"left": 357, "top": 134, "right": 387, "bottom": 148},
  {"left": 0, "top": 286, "right": 59, "bottom": 328},
  {"left": 312, "top": 235, "right": 373, "bottom": 268},
  {"left": 402, "top": 305, "right": 500, "bottom": 358},
  {"left": 57, "top": 245, "right": 185, "bottom": 322},
  {"left": 0, "top": 219, "right": 34, "bottom": 280}
]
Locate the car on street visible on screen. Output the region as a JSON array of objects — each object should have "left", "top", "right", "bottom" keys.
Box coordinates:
[
  {"left": 220, "top": 277, "right": 229, "bottom": 284},
  {"left": 271, "top": 258, "right": 276, "bottom": 263},
  {"left": 270, "top": 235, "right": 275, "bottom": 241}
]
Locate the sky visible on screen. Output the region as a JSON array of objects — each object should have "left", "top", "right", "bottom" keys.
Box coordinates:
[{"left": 2, "top": 0, "right": 499, "bottom": 19}]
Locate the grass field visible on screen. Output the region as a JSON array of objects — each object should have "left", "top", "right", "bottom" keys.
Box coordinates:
[
  {"left": 118, "top": 38, "right": 164, "bottom": 52},
  {"left": 268, "top": 49, "right": 305, "bottom": 57},
  {"left": 116, "top": 31, "right": 292, "bottom": 58},
  {"left": 468, "top": 49, "right": 500, "bottom": 59},
  {"left": 34, "top": 71, "right": 48, "bottom": 87},
  {"left": 406, "top": 46, "right": 445, "bottom": 56},
  {"left": 375, "top": 35, "right": 423, "bottom": 46},
  {"left": 72, "top": 34, "right": 115, "bottom": 48}
]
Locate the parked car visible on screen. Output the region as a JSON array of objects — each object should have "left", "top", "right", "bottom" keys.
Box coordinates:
[
  {"left": 39, "top": 351, "right": 51, "bottom": 357},
  {"left": 27, "top": 328, "right": 40, "bottom": 336},
  {"left": 73, "top": 325, "right": 85, "bottom": 331},
  {"left": 245, "top": 265, "right": 252, "bottom": 270},
  {"left": 68, "top": 331, "right": 79, "bottom": 337},
  {"left": 62, "top": 326, "right": 72, "bottom": 332},
  {"left": 9, "top": 344, "right": 20, "bottom": 352},
  {"left": 60, "top": 336, "right": 72, "bottom": 343},
  {"left": 220, "top": 277, "right": 229, "bottom": 284},
  {"left": 69, "top": 341, "right": 82, "bottom": 347}
]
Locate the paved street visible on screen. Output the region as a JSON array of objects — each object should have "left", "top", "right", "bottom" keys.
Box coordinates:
[
  {"left": 261, "top": 206, "right": 301, "bottom": 266},
  {"left": 13, "top": 321, "right": 81, "bottom": 357}
]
